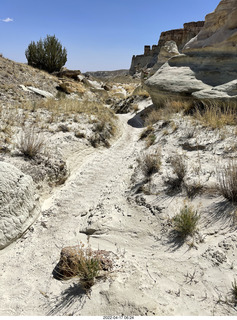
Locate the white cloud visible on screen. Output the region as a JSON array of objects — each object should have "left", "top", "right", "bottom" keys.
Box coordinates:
[{"left": 1, "top": 18, "right": 13, "bottom": 23}]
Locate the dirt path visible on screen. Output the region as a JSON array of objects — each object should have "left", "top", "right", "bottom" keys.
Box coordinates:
[
  {"left": 0, "top": 113, "right": 150, "bottom": 315},
  {"left": 0, "top": 110, "right": 236, "bottom": 316}
]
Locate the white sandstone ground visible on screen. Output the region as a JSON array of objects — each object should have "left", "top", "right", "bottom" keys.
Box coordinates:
[{"left": 0, "top": 98, "right": 236, "bottom": 316}]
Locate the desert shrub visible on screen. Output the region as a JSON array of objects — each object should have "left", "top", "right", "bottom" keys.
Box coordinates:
[
  {"left": 25, "top": 35, "right": 67, "bottom": 73},
  {"left": 217, "top": 160, "right": 237, "bottom": 203},
  {"left": 76, "top": 247, "right": 102, "bottom": 289},
  {"left": 170, "top": 154, "right": 186, "bottom": 184},
  {"left": 173, "top": 205, "right": 200, "bottom": 238},
  {"left": 140, "top": 126, "right": 154, "bottom": 140},
  {"left": 17, "top": 127, "right": 45, "bottom": 158},
  {"left": 139, "top": 151, "right": 161, "bottom": 177},
  {"left": 146, "top": 134, "right": 156, "bottom": 148},
  {"left": 185, "top": 182, "right": 203, "bottom": 199},
  {"left": 90, "top": 120, "right": 114, "bottom": 148}
]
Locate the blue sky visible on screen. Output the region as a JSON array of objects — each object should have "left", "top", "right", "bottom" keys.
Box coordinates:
[{"left": 1, "top": 0, "right": 220, "bottom": 72}]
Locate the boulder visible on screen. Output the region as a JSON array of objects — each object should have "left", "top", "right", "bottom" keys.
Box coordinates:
[
  {"left": 145, "top": 0, "right": 237, "bottom": 102},
  {"left": 0, "top": 162, "right": 39, "bottom": 249},
  {"left": 53, "top": 245, "right": 113, "bottom": 280},
  {"left": 145, "top": 60, "right": 212, "bottom": 104},
  {"left": 77, "top": 74, "right": 86, "bottom": 82},
  {"left": 193, "top": 79, "right": 237, "bottom": 99},
  {"left": 27, "top": 86, "right": 54, "bottom": 98},
  {"left": 58, "top": 80, "right": 86, "bottom": 95}
]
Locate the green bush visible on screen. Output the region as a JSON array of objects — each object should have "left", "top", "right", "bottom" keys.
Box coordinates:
[
  {"left": 25, "top": 35, "right": 67, "bottom": 73},
  {"left": 173, "top": 205, "right": 200, "bottom": 238}
]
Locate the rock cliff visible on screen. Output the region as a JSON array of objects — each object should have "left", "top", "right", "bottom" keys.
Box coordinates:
[
  {"left": 129, "top": 21, "right": 204, "bottom": 75},
  {"left": 145, "top": 0, "right": 237, "bottom": 102}
]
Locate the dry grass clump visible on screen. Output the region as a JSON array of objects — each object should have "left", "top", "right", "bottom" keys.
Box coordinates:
[
  {"left": 144, "top": 97, "right": 194, "bottom": 126},
  {"left": 217, "top": 160, "right": 237, "bottom": 203},
  {"left": 165, "top": 99, "right": 193, "bottom": 114},
  {"left": 144, "top": 109, "right": 163, "bottom": 126},
  {"left": 89, "top": 119, "right": 115, "bottom": 148},
  {"left": 75, "top": 246, "right": 102, "bottom": 289},
  {"left": 194, "top": 100, "right": 237, "bottom": 129},
  {"left": 54, "top": 243, "right": 113, "bottom": 290},
  {"left": 144, "top": 97, "right": 237, "bottom": 129},
  {"left": 139, "top": 151, "right": 161, "bottom": 177},
  {"left": 173, "top": 205, "right": 200, "bottom": 238},
  {"left": 38, "top": 98, "right": 115, "bottom": 119},
  {"left": 146, "top": 134, "right": 156, "bottom": 148},
  {"left": 185, "top": 182, "right": 203, "bottom": 199},
  {"left": 170, "top": 154, "right": 187, "bottom": 185},
  {"left": 140, "top": 125, "right": 154, "bottom": 140},
  {"left": 17, "top": 127, "right": 45, "bottom": 158}
]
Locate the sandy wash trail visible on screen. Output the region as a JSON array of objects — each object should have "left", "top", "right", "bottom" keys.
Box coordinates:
[
  {"left": 0, "top": 110, "right": 153, "bottom": 316},
  {"left": 0, "top": 105, "right": 235, "bottom": 316}
]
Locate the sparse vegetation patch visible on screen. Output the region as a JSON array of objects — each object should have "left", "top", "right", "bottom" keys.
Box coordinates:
[
  {"left": 139, "top": 151, "right": 161, "bottom": 177},
  {"left": 54, "top": 243, "right": 113, "bottom": 290},
  {"left": 17, "top": 126, "right": 45, "bottom": 159},
  {"left": 217, "top": 160, "right": 237, "bottom": 203},
  {"left": 172, "top": 205, "right": 200, "bottom": 238},
  {"left": 194, "top": 100, "right": 237, "bottom": 129}
]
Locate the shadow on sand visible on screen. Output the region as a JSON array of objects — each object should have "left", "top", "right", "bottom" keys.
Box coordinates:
[
  {"left": 205, "top": 198, "right": 237, "bottom": 230},
  {"left": 166, "top": 230, "right": 186, "bottom": 252},
  {"left": 127, "top": 103, "right": 155, "bottom": 128},
  {"left": 127, "top": 113, "right": 144, "bottom": 128},
  {"left": 47, "top": 283, "right": 87, "bottom": 316}
]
